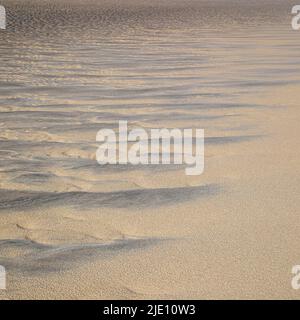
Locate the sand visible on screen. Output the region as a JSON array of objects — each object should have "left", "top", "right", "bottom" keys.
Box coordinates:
[{"left": 0, "top": 0, "right": 300, "bottom": 299}]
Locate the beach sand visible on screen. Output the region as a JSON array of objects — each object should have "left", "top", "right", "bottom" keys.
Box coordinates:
[{"left": 0, "top": 0, "right": 300, "bottom": 299}]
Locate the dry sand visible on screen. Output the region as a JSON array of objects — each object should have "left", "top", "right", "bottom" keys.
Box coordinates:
[{"left": 0, "top": 0, "right": 299, "bottom": 299}]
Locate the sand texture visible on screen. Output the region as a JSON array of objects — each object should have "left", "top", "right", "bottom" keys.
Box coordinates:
[{"left": 0, "top": 0, "right": 300, "bottom": 299}]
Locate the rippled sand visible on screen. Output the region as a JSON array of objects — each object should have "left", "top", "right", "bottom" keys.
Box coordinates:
[{"left": 0, "top": 0, "right": 300, "bottom": 299}]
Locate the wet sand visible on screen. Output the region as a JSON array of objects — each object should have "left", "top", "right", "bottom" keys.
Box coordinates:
[{"left": 0, "top": 0, "right": 300, "bottom": 299}]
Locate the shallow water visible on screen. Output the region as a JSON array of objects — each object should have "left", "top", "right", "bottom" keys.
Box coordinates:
[{"left": 0, "top": 0, "right": 298, "bottom": 194}]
